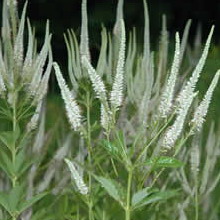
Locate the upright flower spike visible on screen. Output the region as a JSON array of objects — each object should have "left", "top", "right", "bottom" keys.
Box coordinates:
[
  {"left": 110, "top": 19, "right": 126, "bottom": 111},
  {"left": 159, "top": 32, "right": 180, "bottom": 117},
  {"left": 154, "top": 15, "right": 168, "bottom": 95},
  {"left": 100, "top": 104, "right": 111, "bottom": 130},
  {"left": 22, "top": 19, "right": 35, "bottom": 81},
  {"left": 169, "top": 26, "right": 215, "bottom": 145},
  {"left": 13, "top": 1, "right": 27, "bottom": 70},
  {"left": 27, "top": 100, "right": 43, "bottom": 132},
  {"left": 177, "top": 26, "right": 214, "bottom": 107},
  {"left": 65, "top": 158, "right": 88, "bottom": 195},
  {"left": 0, "top": 43, "right": 6, "bottom": 94},
  {"left": 53, "top": 62, "right": 82, "bottom": 131},
  {"left": 29, "top": 22, "right": 51, "bottom": 96},
  {"left": 163, "top": 92, "right": 197, "bottom": 150},
  {"left": 143, "top": 0, "right": 150, "bottom": 60},
  {"left": 179, "top": 19, "right": 192, "bottom": 64},
  {"left": 82, "top": 55, "right": 107, "bottom": 101},
  {"left": 34, "top": 48, "right": 53, "bottom": 105},
  {"left": 113, "top": 0, "right": 124, "bottom": 36},
  {"left": 191, "top": 70, "right": 220, "bottom": 131},
  {"left": 80, "top": 0, "right": 90, "bottom": 61}
]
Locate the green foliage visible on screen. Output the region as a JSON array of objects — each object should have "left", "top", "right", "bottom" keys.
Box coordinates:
[{"left": 144, "top": 156, "right": 184, "bottom": 168}]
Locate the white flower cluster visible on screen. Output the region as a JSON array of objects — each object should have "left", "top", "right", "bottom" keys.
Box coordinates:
[
  {"left": 177, "top": 26, "right": 214, "bottom": 107},
  {"left": 80, "top": 0, "right": 90, "bottom": 61},
  {"left": 163, "top": 92, "right": 196, "bottom": 150},
  {"left": 191, "top": 70, "right": 220, "bottom": 131},
  {"left": 82, "top": 19, "right": 125, "bottom": 130},
  {"left": 53, "top": 62, "right": 81, "bottom": 131},
  {"left": 27, "top": 101, "right": 43, "bottom": 132},
  {"left": 101, "top": 104, "right": 112, "bottom": 130},
  {"left": 81, "top": 56, "right": 107, "bottom": 101},
  {"left": 159, "top": 32, "right": 180, "bottom": 117},
  {"left": 162, "top": 26, "right": 214, "bottom": 150},
  {"left": 110, "top": 19, "right": 126, "bottom": 111},
  {"left": 0, "top": 51, "right": 6, "bottom": 93},
  {"left": 64, "top": 158, "right": 88, "bottom": 195}
]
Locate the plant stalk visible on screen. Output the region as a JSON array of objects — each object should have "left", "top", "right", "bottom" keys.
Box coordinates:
[
  {"left": 86, "top": 92, "right": 94, "bottom": 220},
  {"left": 195, "top": 178, "right": 199, "bottom": 220},
  {"left": 11, "top": 91, "right": 17, "bottom": 187},
  {"left": 125, "top": 169, "right": 133, "bottom": 220}
]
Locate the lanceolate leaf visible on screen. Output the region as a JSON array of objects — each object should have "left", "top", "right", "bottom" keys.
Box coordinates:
[
  {"left": 0, "top": 126, "right": 20, "bottom": 151},
  {"left": 18, "top": 192, "right": 47, "bottom": 213},
  {"left": 133, "top": 189, "right": 179, "bottom": 209},
  {"left": 102, "top": 140, "right": 120, "bottom": 158},
  {"left": 0, "top": 149, "right": 14, "bottom": 177},
  {"left": 145, "top": 156, "right": 184, "bottom": 168},
  {"left": 131, "top": 187, "right": 158, "bottom": 207},
  {"left": 94, "top": 176, "right": 124, "bottom": 205},
  {"left": 0, "top": 186, "right": 46, "bottom": 216},
  {"left": 0, "top": 186, "right": 23, "bottom": 215}
]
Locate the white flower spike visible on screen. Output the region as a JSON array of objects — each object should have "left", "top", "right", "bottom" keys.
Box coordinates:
[
  {"left": 110, "top": 19, "right": 126, "bottom": 111},
  {"left": 191, "top": 70, "right": 220, "bottom": 131},
  {"left": 65, "top": 158, "right": 88, "bottom": 195},
  {"left": 159, "top": 32, "right": 180, "bottom": 117},
  {"left": 53, "top": 62, "right": 81, "bottom": 131}
]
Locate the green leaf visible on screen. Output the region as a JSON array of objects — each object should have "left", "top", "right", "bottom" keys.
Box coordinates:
[
  {"left": 0, "top": 149, "right": 14, "bottom": 177},
  {"left": 102, "top": 140, "right": 120, "bottom": 157},
  {"left": 8, "top": 185, "right": 23, "bottom": 213},
  {"left": 14, "top": 148, "right": 34, "bottom": 177},
  {"left": 131, "top": 187, "right": 158, "bottom": 207},
  {"left": 0, "top": 185, "right": 23, "bottom": 215},
  {"left": 0, "top": 126, "right": 20, "bottom": 151},
  {"left": 18, "top": 192, "right": 47, "bottom": 213},
  {"left": 94, "top": 176, "right": 124, "bottom": 205},
  {"left": 133, "top": 189, "right": 179, "bottom": 209},
  {"left": 0, "top": 191, "right": 11, "bottom": 215},
  {"left": 0, "top": 187, "right": 46, "bottom": 216},
  {"left": 145, "top": 156, "right": 184, "bottom": 168}
]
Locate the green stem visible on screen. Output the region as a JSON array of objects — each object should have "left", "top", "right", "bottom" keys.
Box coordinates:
[
  {"left": 195, "top": 178, "right": 199, "bottom": 220},
  {"left": 86, "top": 92, "right": 94, "bottom": 220},
  {"left": 135, "top": 114, "right": 174, "bottom": 164},
  {"left": 150, "top": 129, "right": 194, "bottom": 188},
  {"left": 11, "top": 91, "right": 17, "bottom": 187},
  {"left": 125, "top": 169, "right": 132, "bottom": 220},
  {"left": 106, "top": 132, "right": 119, "bottom": 177}
]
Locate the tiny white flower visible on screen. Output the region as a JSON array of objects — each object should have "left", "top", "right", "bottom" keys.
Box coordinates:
[
  {"left": 191, "top": 70, "right": 220, "bottom": 131},
  {"left": 80, "top": 0, "right": 90, "bottom": 61},
  {"left": 53, "top": 62, "right": 81, "bottom": 131},
  {"left": 82, "top": 55, "right": 107, "bottom": 101},
  {"left": 159, "top": 32, "right": 180, "bottom": 117},
  {"left": 177, "top": 26, "right": 214, "bottom": 107},
  {"left": 65, "top": 158, "right": 88, "bottom": 195},
  {"left": 163, "top": 92, "right": 197, "bottom": 150},
  {"left": 110, "top": 19, "right": 126, "bottom": 111},
  {"left": 27, "top": 101, "right": 43, "bottom": 132},
  {"left": 100, "top": 104, "right": 112, "bottom": 130}
]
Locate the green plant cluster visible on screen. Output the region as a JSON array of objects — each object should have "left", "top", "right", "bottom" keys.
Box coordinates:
[{"left": 0, "top": 0, "right": 220, "bottom": 220}]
